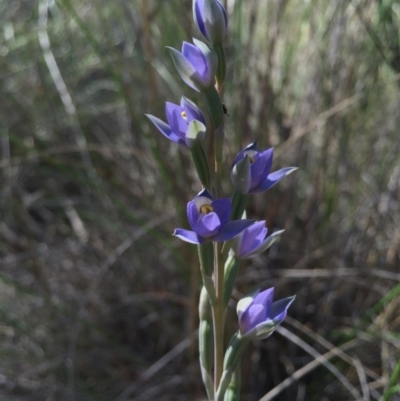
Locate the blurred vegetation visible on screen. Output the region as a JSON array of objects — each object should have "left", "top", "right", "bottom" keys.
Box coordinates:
[{"left": 1, "top": 0, "right": 400, "bottom": 400}]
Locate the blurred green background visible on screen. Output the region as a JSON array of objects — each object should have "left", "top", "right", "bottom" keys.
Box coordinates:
[{"left": 1, "top": 0, "right": 400, "bottom": 400}]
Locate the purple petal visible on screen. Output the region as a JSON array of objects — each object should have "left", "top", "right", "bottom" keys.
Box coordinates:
[
  {"left": 241, "top": 229, "right": 284, "bottom": 259},
  {"left": 211, "top": 198, "right": 231, "bottom": 226},
  {"left": 233, "top": 142, "right": 258, "bottom": 165},
  {"left": 237, "top": 289, "right": 260, "bottom": 320},
  {"left": 173, "top": 229, "right": 203, "bottom": 244},
  {"left": 250, "top": 148, "right": 274, "bottom": 189},
  {"left": 192, "top": 39, "right": 217, "bottom": 86},
  {"left": 145, "top": 114, "right": 185, "bottom": 146},
  {"left": 196, "top": 213, "right": 221, "bottom": 238},
  {"left": 181, "top": 97, "right": 205, "bottom": 125},
  {"left": 232, "top": 149, "right": 245, "bottom": 166},
  {"left": 216, "top": 0, "right": 228, "bottom": 29},
  {"left": 165, "top": 102, "right": 187, "bottom": 139},
  {"left": 182, "top": 42, "right": 208, "bottom": 84},
  {"left": 270, "top": 296, "right": 295, "bottom": 323},
  {"left": 253, "top": 287, "right": 274, "bottom": 307},
  {"left": 251, "top": 167, "right": 298, "bottom": 194},
  {"left": 194, "top": 0, "right": 208, "bottom": 40},
  {"left": 187, "top": 201, "right": 200, "bottom": 231},
  {"left": 211, "top": 219, "right": 255, "bottom": 242},
  {"left": 238, "top": 221, "right": 268, "bottom": 258},
  {"left": 240, "top": 304, "right": 265, "bottom": 334},
  {"left": 167, "top": 46, "right": 203, "bottom": 92}
]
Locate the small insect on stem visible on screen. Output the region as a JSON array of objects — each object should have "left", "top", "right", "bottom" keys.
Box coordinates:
[{"left": 222, "top": 103, "right": 229, "bottom": 117}]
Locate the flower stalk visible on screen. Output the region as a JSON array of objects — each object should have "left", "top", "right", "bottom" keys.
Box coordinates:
[
  {"left": 223, "top": 366, "right": 241, "bottom": 401},
  {"left": 190, "top": 144, "right": 211, "bottom": 189},
  {"left": 230, "top": 191, "right": 249, "bottom": 221},
  {"left": 214, "top": 43, "right": 226, "bottom": 92},
  {"left": 199, "top": 287, "right": 215, "bottom": 400},
  {"left": 212, "top": 240, "right": 225, "bottom": 393},
  {"left": 216, "top": 332, "right": 249, "bottom": 401},
  {"left": 223, "top": 252, "right": 240, "bottom": 308}
]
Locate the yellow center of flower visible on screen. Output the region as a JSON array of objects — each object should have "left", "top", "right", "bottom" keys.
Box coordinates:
[
  {"left": 200, "top": 204, "right": 214, "bottom": 214},
  {"left": 181, "top": 111, "right": 187, "bottom": 118},
  {"left": 249, "top": 156, "right": 255, "bottom": 164}
]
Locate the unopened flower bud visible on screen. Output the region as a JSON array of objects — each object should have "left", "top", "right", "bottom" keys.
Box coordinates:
[{"left": 193, "top": 0, "right": 228, "bottom": 45}]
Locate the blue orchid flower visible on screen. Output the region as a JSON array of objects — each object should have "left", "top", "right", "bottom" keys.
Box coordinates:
[
  {"left": 231, "top": 142, "right": 297, "bottom": 194},
  {"left": 193, "top": 0, "right": 227, "bottom": 45},
  {"left": 232, "top": 221, "right": 284, "bottom": 259},
  {"left": 146, "top": 97, "right": 206, "bottom": 148},
  {"left": 167, "top": 39, "right": 217, "bottom": 92},
  {"left": 237, "top": 287, "right": 295, "bottom": 340},
  {"left": 174, "top": 189, "right": 255, "bottom": 244}
]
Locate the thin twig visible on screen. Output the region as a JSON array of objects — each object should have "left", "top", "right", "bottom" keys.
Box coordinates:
[
  {"left": 275, "top": 73, "right": 400, "bottom": 159},
  {"left": 353, "top": 356, "right": 370, "bottom": 401},
  {"left": 66, "top": 213, "right": 173, "bottom": 401},
  {"left": 113, "top": 331, "right": 198, "bottom": 401},
  {"left": 242, "top": 268, "right": 400, "bottom": 282},
  {"left": 285, "top": 316, "right": 381, "bottom": 382},
  {"left": 259, "top": 334, "right": 362, "bottom": 401},
  {"left": 38, "top": 0, "right": 97, "bottom": 182}
]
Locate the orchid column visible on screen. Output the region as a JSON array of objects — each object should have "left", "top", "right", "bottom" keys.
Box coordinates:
[{"left": 145, "top": 1, "right": 297, "bottom": 400}]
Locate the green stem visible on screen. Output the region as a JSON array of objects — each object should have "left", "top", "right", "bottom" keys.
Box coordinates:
[
  {"left": 203, "top": 80, "right": 226, "bottom": 398},
  {"left": 213, "top": 241, "right": 225, "bottom": 395},
  {"left": 215, "top": 158, "right": 222, "bottom": 199},
  {"left": 214, "top": 43, "right": 226, "bottom": 93},
  {"left": 198, "top": 242, "right": 214, "bottom": 277},
  {"left": 203, "top": 87, "right": 224, "bottom": 186},
  {"left": 382, "top": 358, "right": 400, "bottom": 401},
  {"left": 223, "top": 254, "right": 240, "bottom": 308},
  {"left": 223, "top": 332, "right": 250, "bottom": 372},
  {"left": 199, "top": 287, "right": 214, "bottom": 401},
  {"left": 191, "top": 144, "right": 211, "bottom": 189},
  {"left": 231, "top": 191, "right": 249, "bottom": 220},
  {"left": 216, "top": 332, "right": 250, "bottom": 401},
  {"left": 198, "top": 243, "right": 216, "bottom": 304},
  {"left": 223, "top": 366, "right": 241, "bottom": 401},
  {"left": 203, "top": 86, "right": 224, "bottom": 130},
  {"left": 382, "top": 386, "right": 400, "bottom": 400}
]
